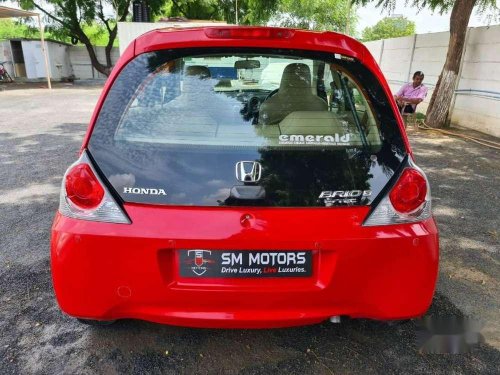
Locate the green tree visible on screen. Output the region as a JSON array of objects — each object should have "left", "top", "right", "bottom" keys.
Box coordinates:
[
  {"left": 7, "top": 0, "right": 357, "bottom": 76},
  {"left": 166, "top": 0, "right": 355, "bottom": 31},
  {"left": 355, "top": 0, "right": 499, "bottom": 128},
  {"left": 0, "top": 18, "right": 114, "bottom": 46},
  {"left": 271, "top": 0, "right": 356, "bottom": 32},
  {"left": 362, "top": 16, "right": 415, "bottom": 41},
  {"left": 14, "top": 0, "right": 165, "bottom": 76},
  {"left": 166, "top": 0, "right": 279, "bottom": 25},
  {"left": 0, "top": 19, "right": 37, "bottom": 39}
]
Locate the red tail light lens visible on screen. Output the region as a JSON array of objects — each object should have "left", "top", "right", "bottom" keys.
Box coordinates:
[
  {"left": 389, "top": 168, "right": 427, "bottom": 213},
  {"left": 65, "top": 164, "right": 104, "bottom": 209},
  {"left": 205, "top": 27, "right": 294, "bottom": 39}
]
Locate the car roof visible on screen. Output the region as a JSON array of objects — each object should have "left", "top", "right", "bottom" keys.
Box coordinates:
[{"left": 132, "top": 26, "right": 368, "bottom": 61}]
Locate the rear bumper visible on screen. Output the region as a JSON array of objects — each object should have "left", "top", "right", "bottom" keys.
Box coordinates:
[{"left": 50, "top": 208, "right": 439, "bottom": 328}]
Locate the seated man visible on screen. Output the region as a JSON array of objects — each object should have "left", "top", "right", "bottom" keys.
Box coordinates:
[{"left": 394, "top": 71, "right": 428, "bottom": 114}]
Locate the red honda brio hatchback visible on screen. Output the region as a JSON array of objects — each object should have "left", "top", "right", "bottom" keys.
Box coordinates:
[{"left": 51, "top": 26, "right": 439, "bottom": 328}]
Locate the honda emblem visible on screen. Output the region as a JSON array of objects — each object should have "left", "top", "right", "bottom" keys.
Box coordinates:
[{"left": 235, "top": 161, "right": 262, "bottom": 183}]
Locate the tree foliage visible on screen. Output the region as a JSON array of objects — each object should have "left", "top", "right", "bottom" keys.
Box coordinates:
[
  {"left": 13, "top": 0, "right": 165, "bottom": 75},
  {"left": 362, "top": 16, "right": 415, "bottom": 41},
  {"left": 166, "top": 0, "right": 279, "bottom": 25},
  {"left": 0, "top": 18, "right": 117, "bottom": 46},
  {"left": 5, "top": 0, "right": 360, "bottom": 76},
  {"left": 0, "top": 19, "right": 36, "bottom": 39},
  {"left": 354, "top": 0, "right": 499, "bottom": 128},
  {"left": 166, "top": 0, "right": 356, "bottom": 31},
  {"left": 270, "top": 0, "right": 356, "bottom": 32}
]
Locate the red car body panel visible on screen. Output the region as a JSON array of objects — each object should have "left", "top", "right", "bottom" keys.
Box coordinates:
[
  {"left": 52, "top": 204, "right": 438, "bottom": 328},
  {"left": 53, "top": 27, "right": 438, "bottom": 328}
]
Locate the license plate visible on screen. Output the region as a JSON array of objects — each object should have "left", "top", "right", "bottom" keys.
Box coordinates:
[{"left": 178, "top": 250, "right": 312, "bottom": 278}]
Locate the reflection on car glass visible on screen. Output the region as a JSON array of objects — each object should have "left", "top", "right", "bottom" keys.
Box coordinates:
[
  {"left": 89, "top": 48, "right": 406, "bottom": 207},
  {"left": 115, "top": 53, "right": 383, "bottom": 151}
]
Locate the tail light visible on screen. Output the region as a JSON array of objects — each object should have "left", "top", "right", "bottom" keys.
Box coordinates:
[
  {"left": 389, "top": 169, "right": 427, "bottom": 213},
  {"left": 204, "top": 27, "right": 294, "bottom": 39},
  {"left": 65, "top": 164, "right": 104, "bottom": 209},
  {"left": 59, "top": 151, "right": 130, "bottom": 224},
  {"left": 364, "top": 161, "right": 432, "bottom": 226}
]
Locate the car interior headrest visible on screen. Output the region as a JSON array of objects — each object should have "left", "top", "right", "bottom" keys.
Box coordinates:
[
  {"left": 185, "top": 65, "right": 211, "bottom": 79},
  {"left": 280, "top": 63, "right": 311, "bottom": 90}
]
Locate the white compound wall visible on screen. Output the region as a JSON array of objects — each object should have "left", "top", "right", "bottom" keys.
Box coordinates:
[{"left": 365, "top": 25, "right": 500, "bottom": 137}]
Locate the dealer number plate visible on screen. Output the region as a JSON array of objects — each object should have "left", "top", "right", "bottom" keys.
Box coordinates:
[{"left": 178, "top": 250, "right": 312, "bottom": 278}]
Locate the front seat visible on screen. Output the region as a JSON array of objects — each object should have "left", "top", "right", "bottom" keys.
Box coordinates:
[{"left": 259, "top": 63, "right": 327, "bottom": 125}]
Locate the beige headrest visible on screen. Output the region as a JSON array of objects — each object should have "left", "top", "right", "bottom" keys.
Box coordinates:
[{"left": 280, "top": 63, "right": 311, "bottom": 90}]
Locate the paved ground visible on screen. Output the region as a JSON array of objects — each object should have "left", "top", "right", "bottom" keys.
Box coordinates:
[{"left": 0, "top": 87, "right": 499, "bottom": 374}]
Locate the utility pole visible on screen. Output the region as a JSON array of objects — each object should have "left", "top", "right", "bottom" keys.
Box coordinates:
[
  {"left": 38, "top": 15, "right": 51, "bottom": 89},
  {"left": 235, "top": 0, "right": 239, "bottom": 25}
]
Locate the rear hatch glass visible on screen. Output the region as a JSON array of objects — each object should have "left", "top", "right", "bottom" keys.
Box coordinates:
[{"left": 89, "top": 48, "right": 406, "bottom": 207}]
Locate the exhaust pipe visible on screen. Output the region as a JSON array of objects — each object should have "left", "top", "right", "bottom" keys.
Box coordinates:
[{"left": 329, "top": 316, "right": 341, "bottom": 323}]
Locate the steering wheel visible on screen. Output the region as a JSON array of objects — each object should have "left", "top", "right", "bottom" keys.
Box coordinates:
[
  {"left": 240, "top": 96, "right": 261, "bottom": 122},
  {"left": 263, "top": 88, "right": 279, "bottom": 102},
  {"left": 248, "top": 97, "right": 260, "bottom": 113}
]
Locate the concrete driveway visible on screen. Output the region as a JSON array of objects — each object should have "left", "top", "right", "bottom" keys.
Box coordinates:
[{"left": 0, "top": 87, "right": 499, "bottom": 374}]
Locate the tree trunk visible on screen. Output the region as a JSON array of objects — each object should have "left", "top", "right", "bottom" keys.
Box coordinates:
[
  {"left": 425, "top": 0, "right": 476, "bottom": 128},
  {"left": 104, "top": 26, "right": 118, "bottom": 70},
  {"left": 76, "top": 30, "right": 111, "bottom": 76}
]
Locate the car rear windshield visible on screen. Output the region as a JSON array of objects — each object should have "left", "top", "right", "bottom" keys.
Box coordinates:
[{"left": 89, "top": 48, "right": 406, "bottom": 207}]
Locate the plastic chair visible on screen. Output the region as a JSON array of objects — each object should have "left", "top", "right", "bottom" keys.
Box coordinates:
[{"left": 400, "top": 102, "right": 417, "bottom": 129}]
